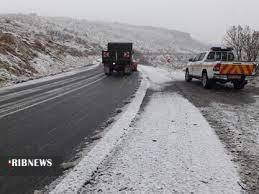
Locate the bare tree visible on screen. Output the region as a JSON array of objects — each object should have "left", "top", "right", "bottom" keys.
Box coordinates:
[
  {"left": 224, "top": 25, "right": 244, "bottom": 60},
  {"left": 224, "top": 25, "right": 259, "bottom": 61},
  {"left": 242, "top": 26, "right": 259, "bottom": 61},
  {"left": 250, "top": 31, "right": 259, "bottom": 61}
]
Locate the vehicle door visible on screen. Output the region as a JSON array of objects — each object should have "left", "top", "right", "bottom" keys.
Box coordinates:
[
  {"left": 194, "top": 52, "right": 206, "bottom": 76},
  {"left": 190, "top": 53, "right": 202, "bottom": 76},
  {"left": 205, "top": 51, "right": 216, "bottom": 74}
]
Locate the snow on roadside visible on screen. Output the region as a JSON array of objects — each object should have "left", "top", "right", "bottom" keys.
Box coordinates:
[{"left": 82, "top": 93, "right": 241, "bottom": 193}]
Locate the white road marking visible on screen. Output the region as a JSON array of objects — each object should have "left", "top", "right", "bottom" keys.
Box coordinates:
[{"left": 0, "top": 75, "right": 106, "bottom": 119}]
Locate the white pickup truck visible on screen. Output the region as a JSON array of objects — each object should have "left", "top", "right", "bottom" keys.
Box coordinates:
[{"left": 185, "top": 47, "right": 257, "bottom": 89}]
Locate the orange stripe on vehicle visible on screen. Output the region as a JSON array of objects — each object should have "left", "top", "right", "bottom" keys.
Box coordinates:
[
  {"left": 247, "top": 65, "right": 252, "bottom": 75},
  {"left": 239, "top": 66, "right": 245, "bottom": 75},
  {"left": 231, "top": 65, "right": 238, "bottom": 74},
  {"left": 248, "top": 65, "right": 254, "bottom": 75},
  {"left": 223, "top": 65, "right": 233, "bottom": 74},
  {"left": 220, "top": 64, "right": 255, "bottom": 75},
  {"left": 220, "top": 65, "right": 229, "bottom": 74},
  {"left": 236, "top": 66, "right": 242, "bottom": 74},
  {"left": 242, "top": 66, "right": 249, "bottom": 75},
  {"left": 220, "top": 65, "right": 227, "bottom": 74}
]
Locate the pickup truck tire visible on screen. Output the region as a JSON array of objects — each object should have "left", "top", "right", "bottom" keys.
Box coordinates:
[
  {"left": 185, "top": 69, "right": 192, "bottom": 82},
  {"left": 124, "top": 65, "right": 132, "bottom": 76},
  {"left": 202, "top": 71, "right": 212, "bottom": 89},
  {"left": 104, "top": 66, "right": 112, "bottom": 76},
  {"left": 233, "top": 80, "right": 245, "bottom": 89}
]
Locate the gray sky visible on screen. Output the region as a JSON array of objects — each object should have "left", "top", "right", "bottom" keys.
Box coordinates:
[{"left": 1, "top": 0, "right": 259, "bottom": 43}]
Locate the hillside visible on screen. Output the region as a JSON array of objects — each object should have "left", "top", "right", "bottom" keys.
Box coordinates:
[{"left": 0, "top": 14, "right": 207, "bottom": 86}]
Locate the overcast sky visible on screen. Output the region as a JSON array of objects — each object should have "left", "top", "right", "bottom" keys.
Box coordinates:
[{"left": 1, "top": 0, "right": 259, "bottom": 43}]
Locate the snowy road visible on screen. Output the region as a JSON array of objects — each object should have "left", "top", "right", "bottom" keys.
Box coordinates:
[
  {"left": 54, "top": 65, "right": 242, "bottom": 194},
  {"left": 0, "top": 64, "right": 140, "bottom": 194}
]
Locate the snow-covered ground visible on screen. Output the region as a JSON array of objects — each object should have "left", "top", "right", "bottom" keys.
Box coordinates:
[
  {"left": 50, "top": 65, "right": 241, "bottom": 193},
  {"left": 82, "top": 92, "right": 240, "bottom": 193}
]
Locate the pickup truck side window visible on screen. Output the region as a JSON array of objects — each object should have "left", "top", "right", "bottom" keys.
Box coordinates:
[
  {"left": 194, "top": 53, "right": 201, "bottom": 61},
  {"left": 198, "top": 52, "right": 206, "bottom": 61},
  {"left": 207, "top": 52, "right": 215, "bottom": 60}
]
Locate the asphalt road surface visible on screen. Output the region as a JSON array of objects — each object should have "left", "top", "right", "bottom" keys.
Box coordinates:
[{"left": 0, "top": 65, "right": 140, "bottom": 194}]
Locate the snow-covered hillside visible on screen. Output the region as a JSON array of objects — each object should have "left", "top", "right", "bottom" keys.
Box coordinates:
[
  {"left": 0, "top": 14, "right": 207, "bottom": 86},
  {"left": 0, "top": 14, "right": 102, "bottom": 86},
  {"left": 49, "top": 17, "right": 207, "bottom": 67}
]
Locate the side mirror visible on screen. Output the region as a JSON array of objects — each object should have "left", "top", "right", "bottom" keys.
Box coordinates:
[{"left": 189, "top": 58, "right": 193, "bottom": 62}]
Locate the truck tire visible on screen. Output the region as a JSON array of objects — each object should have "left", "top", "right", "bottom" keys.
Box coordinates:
[
  {"left": 104, "top": 66, "right": 112, "bottom": 76},
  {"left": 233, "top": 80, "right": 245, "bottom": 89},
  {"left": 185, "top": 69, "right": 192, "bottom": 82},
  {"left": 124, "top": 65, "right": 132, "bottom": 75},
  {"left": 202, "top": 71, "right": 213, "bottom": 89}
]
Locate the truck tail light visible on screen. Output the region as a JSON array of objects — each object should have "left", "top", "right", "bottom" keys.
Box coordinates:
[
  {"left": 103, "top": 51, "right": 110, "bottom": 58},
  {"left": 213, "top": 63, "right": 221, "bottom": 71},
  {"left": 123, "top": 52, "right": 130, "bottom": 58}
]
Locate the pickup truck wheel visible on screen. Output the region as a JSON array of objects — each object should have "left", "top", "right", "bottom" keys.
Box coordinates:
[
  {"left": 233, "top": 81, "right": 245, "bottom": 89},
  {"left": 124, "top": 65, "right": 132, "bottom": 75},
  {"left": 202, "top": 72, "right": 212, "bottom": 89},
  {"left": 185, "top": 69, "right": 192, "bottom": 82},
  {"left": 104, "top": 66, "right": 112, "bottom": 76}
]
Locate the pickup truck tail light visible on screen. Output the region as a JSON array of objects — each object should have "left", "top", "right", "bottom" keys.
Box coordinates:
[
  {"left": 103, "top": 51, "right": 110, "bottom": 58},
  {"left": 213, "top": 63, "right": 221, "bottom": 71},
  {"left": 123, "top": 52, "right": 130, "bottom": 58}
]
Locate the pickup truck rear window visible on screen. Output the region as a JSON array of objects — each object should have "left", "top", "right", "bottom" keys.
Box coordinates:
[{"left": 207, "top": 51, "right": 235, "bottom": 61}]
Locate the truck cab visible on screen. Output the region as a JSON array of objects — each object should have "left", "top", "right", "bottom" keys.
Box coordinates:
[{"left": 102, "top": 42, "right": 137, "bottom": 76}]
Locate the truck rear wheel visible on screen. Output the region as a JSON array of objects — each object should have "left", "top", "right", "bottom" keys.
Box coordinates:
[
  {"left": 124, "top": 65, "right": 132, "bottom": 75},
  {"left": 233, "top": 80, "right": 246, "bottom": 89},
  {"left": 185, "top": 69, "right": 192, "bottom": 82},
  {"left": 202, "top": 71, "right": 213, "bottom": 89},
  {"left": 104, "top": 66, "right": 112, "bottom": 76}
]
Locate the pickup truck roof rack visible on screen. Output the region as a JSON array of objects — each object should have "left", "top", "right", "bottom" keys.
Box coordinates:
[{"left": 210, "top": 47, "right": 233, "bottom": 52}]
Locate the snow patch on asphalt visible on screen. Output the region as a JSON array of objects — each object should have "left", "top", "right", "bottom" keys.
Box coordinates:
[
  {"left": 82, "top": 93, "right": 241, "bottom": 193},
  {"left": 139, "top": 65, "right": 172, "bottom": 90},
  {"left": 50, "top": 68, "right": 149, "bottom": 193}
]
